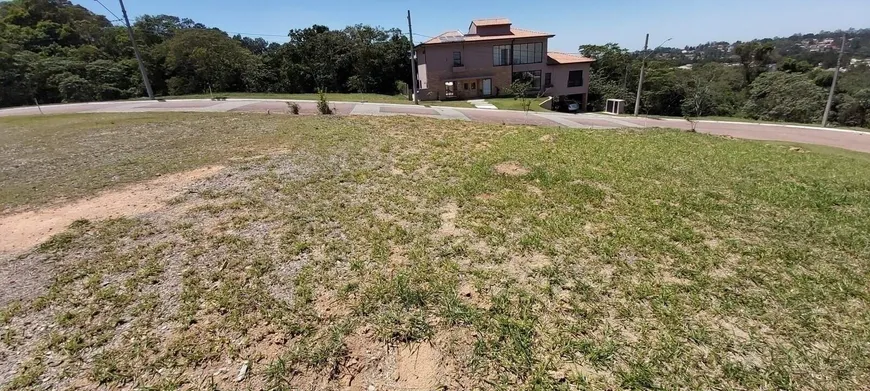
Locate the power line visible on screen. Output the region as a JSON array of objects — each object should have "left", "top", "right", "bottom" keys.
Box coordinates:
[{"left": 93, "top": 0, "right": 122, "bottom": 22}]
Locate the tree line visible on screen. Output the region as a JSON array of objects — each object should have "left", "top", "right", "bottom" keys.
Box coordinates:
[
  {"left": 583, "top": 40, "right": 870, "bottom": 128},
  {"left": 2, "top": 0, "right": 869, "bottom": 128},
  {"left": 0, "top": 0, "right": 412, "bottom": 107}
]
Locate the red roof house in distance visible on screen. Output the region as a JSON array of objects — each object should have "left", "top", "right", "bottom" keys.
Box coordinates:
[{"left": 414, "top": 18, "right": 594, "bottom": 109}]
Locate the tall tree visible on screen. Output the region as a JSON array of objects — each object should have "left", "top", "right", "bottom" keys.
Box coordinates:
[
  {"left": 734, "top": 42, "right": 775, "bottom": 84},
  {"left": 158, "top": 29, "right": 254, "bottom": 95}
]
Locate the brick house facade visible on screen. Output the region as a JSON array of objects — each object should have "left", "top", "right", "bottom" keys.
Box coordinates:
[{"left": 414, "top": 18, "right": 593, "bottom": 109}]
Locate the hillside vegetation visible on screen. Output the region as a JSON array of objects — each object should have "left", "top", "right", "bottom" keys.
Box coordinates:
[
  {"left": 0, "top": 0, "right": 412, "bottom": 107},
  {"left": 583, "top": 37, "right": 870, "bottom": 128}
]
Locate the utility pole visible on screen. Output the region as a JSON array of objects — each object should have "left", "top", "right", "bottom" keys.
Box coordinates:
[
  {"left": 634, "top": 33, "right": 649, "bottom": 116},
  {"left": 407, "top": 10, "right": 418, "bottom": 104},
  {"left": 822, "top": 35, "right": 846, "bottom": 127},
  {"left": 119, "top": 0, "right": 154, "bottom": 99}
]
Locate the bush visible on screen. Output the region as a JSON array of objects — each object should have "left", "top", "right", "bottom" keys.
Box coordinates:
[
  {"left": 395, "top": 80, "right": 409, "bottom": 96},
  {"left": 54, "top": 73, "right": 95, "bottom": 102},
  {"left": 286, "top": 101, "right": 300, "bottom": 115},
  {"left": 317, "top": 90, "right": 332, "bottom": 115},
  {"left": 96, "top": 85, "right": 127, "bottom": 101}
]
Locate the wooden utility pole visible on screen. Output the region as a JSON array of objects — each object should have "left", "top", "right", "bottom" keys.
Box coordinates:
[
  {"left": 634, "top": 33, "right": 649, "bottom": 116},
  {"left": 119, "top": 0, "right": 154, "bottom": 99},
  {"left": 407, "top": 10, "right": 418, "bottom": 104},
  {"left": 822, "top": 35, "right": 846, "bottom": 127}
]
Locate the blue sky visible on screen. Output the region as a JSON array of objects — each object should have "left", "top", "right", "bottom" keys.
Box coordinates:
[{"left": 73, "top": 0, "right": 870, "bottom": 51}]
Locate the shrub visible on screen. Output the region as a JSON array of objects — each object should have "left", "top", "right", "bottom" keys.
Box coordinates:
[
  {"left": 317, "top": 90, "right": 332, "bottom": 115},
  {"left": 395, "top": 80, "right": 409, "bottom": 96},
  {"left": 286, "top": 101, "right": 300, "bottom": 115},
  {"left": 53, "top": 73, "right": 95, "bottom": 102}
]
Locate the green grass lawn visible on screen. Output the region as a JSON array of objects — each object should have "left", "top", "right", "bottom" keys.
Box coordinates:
[
  {"left": 487, "top": 96, "right": 550, "bottom": 112},
  {"left": 144, "top": 92, "right": 475, "bottom": 108},
  {"left": 2, "top": 114, "right": 870, "bottom": 390}
]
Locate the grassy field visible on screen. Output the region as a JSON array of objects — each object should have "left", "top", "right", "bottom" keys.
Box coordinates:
[
  {"left": 487, "top": 97, "right": 550, "bottom": 112},
  {"left": 2, "top": 113, "right": 870, "bottom": 390},
  {"left": 146, "top": 92, "right": 475, "bottom": 108}
]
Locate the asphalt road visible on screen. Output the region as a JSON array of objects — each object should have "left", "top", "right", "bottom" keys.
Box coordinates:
[{"left": 2, "top": 98, "right": 868, "bottom": 153}]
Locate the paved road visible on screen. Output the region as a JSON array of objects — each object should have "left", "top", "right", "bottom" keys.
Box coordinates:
[{"left": 2, "top": 98, "right": 869, "bottom": 153}]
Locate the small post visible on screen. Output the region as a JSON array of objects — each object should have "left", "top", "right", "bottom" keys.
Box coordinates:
[{"left": 34, "top": 98, "right": 43, "bottom": 115}]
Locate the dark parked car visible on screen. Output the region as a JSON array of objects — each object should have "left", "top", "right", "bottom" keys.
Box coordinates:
[{"left": 553, "top": 99, "right": 581, "bottom": 113}]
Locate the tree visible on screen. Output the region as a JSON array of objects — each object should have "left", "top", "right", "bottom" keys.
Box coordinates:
[
  {"left": 734, "top": 42, "right": 775, "bottom": 85},
  {"left": 743, "top": 71, "right": 826, "bottom": 123},
  {"left": 836, "top": 89, "right": 870, "bottom": 127},
  {"left": 780, "top": 58, "right": 813, "bottom": 73},
  {"left": 579, "top": 43, "right": 631, "bottom": 84},
  {"left": 508, "top": 76, "right": 534, "bottom": 112},
  {"left": 158, "top": 29, "right": 254, "bottom": 94}
]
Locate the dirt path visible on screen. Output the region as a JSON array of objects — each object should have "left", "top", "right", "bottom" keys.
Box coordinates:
[{"left": 0, "top": 166, "right": 223, "bottom": 256}]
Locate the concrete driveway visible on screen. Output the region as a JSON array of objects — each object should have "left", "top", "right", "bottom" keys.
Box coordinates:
[{"left": 2, "top": 98, "right": 868, "bottom": 153}]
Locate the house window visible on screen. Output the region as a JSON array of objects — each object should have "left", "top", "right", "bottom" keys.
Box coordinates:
[
  {"left": 567, "top": 70, "right": 584, "bottom": 87},
  {"left": 471, "top": 82, "right": 476, "bottom": 89},
  {"left": 544, "top": 73, "right": 552, "bottom": 87},
  {"left": 445, "top": 81, "right": 455, "bottom": 97},
  {"left": 453, "top": 51, "right": 462, "bottom": 66},
  {"left": 512, "top": 42, "right": 543, "bottom": 64},
  {"left": 464, "top": 82, "right": 469, "bottom": 90},
  {"left": 493, "top": 44, "right": 511, "bottom": 66},
  {"left": 512, "top": 70, "right": 542, "bottom": 90}
]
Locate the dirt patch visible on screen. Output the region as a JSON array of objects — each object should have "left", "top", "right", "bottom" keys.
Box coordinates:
[
  {"left": 0, "top": 166, "right": 223, "bottom": 255},
  {"left": 394, "top": 342, "right": 443, "bottom": 389},
  {"left": 539, "top": 134, "right": 556, "bottom": 142},
  {"left": 434, "top": 202, "right": 466, "bottom": 238},
  {"left": 494, "top": 162, "right": 529, "bottom": 176}
]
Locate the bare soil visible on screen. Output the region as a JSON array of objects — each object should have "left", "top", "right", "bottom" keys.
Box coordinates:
[
  {"left": 0, "top": 166, "right": 223, "bottom": 256},
  {"left": 493, "top": 161, "right": 530, "bottom": 176}
]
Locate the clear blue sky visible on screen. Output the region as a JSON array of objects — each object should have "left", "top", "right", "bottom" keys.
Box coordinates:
[{"left": 74, "top": 0, "right": 870, "bottom": 51}]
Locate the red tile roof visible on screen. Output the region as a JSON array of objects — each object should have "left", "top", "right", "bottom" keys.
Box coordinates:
[
  {"left": 422, "top": 27, "right": 554, "bottom": 45},
  {"left": 547, "top": 52, "right": 595, "bottom": 64},
  {"left": 471, "top": 18, "right": 511, "bottom": 26}
]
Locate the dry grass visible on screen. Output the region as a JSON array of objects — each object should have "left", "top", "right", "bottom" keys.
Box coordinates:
[{"left": 2, "top": 114, "right": 870, "bottom": 390}]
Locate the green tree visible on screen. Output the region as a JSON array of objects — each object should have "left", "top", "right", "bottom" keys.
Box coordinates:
[
  {"left": 158, "top": 29, "right": 254, "bottom": 94},
  {"left": 780, "top": 58, "right": 813, "bottom": 73},
  {"left": 508, "top": 76, "right": 534, "bottom": 112},
  {"left": 579, "top": 43, "right": 631, "bottom": 83},
  {"left": 734, "top": 42, "right": 775, "bottom": 84},
  {"left": 743, "top": 71, "right": 826, "bottom": 123}
]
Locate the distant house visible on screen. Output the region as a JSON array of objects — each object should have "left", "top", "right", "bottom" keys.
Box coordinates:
[{"left": 414, "top": 18, "right": 594, "bottom": 109}]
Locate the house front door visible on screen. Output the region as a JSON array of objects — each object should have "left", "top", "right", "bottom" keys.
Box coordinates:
[{"left": 482, "top": 78, "right": 492, "bottom": 96}]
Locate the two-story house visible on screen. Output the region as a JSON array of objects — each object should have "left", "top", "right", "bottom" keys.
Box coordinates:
[{"left": 414, "top": 18, "right": 593, "bottom": 110}]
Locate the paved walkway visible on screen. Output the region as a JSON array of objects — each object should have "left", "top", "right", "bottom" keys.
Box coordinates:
[
  {"left": 467, "top": 99, "right": 498, "bottom": 110},
  {"left": 2, "top": 98, "right": 869, "bottom": 153}
]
